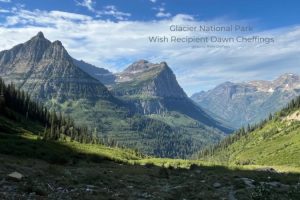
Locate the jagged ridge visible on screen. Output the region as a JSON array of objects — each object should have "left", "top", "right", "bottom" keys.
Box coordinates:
[
  {"left": 191, "top": 74, "right": 300, "bottom": 129},
  {"left": 0, "top": 32, "right": 111, "bottom": 102}
]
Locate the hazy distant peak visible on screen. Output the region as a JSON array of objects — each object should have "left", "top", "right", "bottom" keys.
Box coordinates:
[
  {"left": 52, "top": 40, "right": 63, "bottom": 46},
  {"left": 124, "top": 60, "right": 152, "bottom": 73},
  {"left": 274, "top": 73, "right": 299, "bottom": 83},
  {"left": 31, "top": 31, "right": 45, "bottom": 39},
  {"left": 37, "top": 31, "right": 44, "bottom": 37}
]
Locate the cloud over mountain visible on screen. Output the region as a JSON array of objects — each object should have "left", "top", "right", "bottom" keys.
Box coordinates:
[{"left": 0, "top": 7, "right": 300, "bottom": 95}]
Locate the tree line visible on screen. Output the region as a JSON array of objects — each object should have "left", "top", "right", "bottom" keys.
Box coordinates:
[
  {"left": 0, "top": 78, "right": 102, "bottom": 144},
  {"left": 197, "top": 95, "right": 300, "bottom": 158}
]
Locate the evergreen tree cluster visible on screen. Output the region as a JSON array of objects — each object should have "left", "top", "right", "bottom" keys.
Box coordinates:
[
  {"left": 130, "top": 116, "right": 199, "bottom": 158},
  {"left": 0, "top": 78, "right": 102, "bottom": 144},
  {"left": 278, "top": 96, "right": 300, "bottom": 117},
  {"left": 197, "top": 116, "right": 270, "bottom": 158},
  {"left": 0, "top": 79, "right": 48, "bottom": 124}
]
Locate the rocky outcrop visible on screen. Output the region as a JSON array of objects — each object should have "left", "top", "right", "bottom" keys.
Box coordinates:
[
  {"left": 191, "top": 73, "right": 300, "bottom": 129},
  {"left": 123, "top": 59, "right": 153, "bottom": 73},
  {"left": 113, "top": 60, "right": 187, "bottom": 98},
  {"left": 128, "top": 99, "right": 166, "bottom": 114}
]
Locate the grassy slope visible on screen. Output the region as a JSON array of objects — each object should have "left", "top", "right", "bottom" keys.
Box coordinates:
[
  {"left": 1, "top": 112, "right": 300, "bottom": 172},
  {"left": 149, "top": 112, "right": 225, "bottom": 146},
  {"left": 202, "top": 112, "right": 300, "bottom": 168},
  {"left": 0, "top": 115, "right": 141, "bottom": 163},
  {"left": 1, "top": 115, "right": 300, "bottom": 199}
]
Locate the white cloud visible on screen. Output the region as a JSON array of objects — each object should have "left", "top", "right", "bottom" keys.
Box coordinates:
[
  {"left": 1, "top": 8, "right": 300, "bottom": 95},
  {"left": 0, "top": 0, "right": 10, "bottom": 3},
  {"left": 156, "top": 11, "right": 171, "bottom": 18},
  {"left": 154, "top": 6, "right": 171, "bottom": 18},
  {"left": 75, "top": 0, "right": 130, "bottom": 21},
  {"left": 149, "top": 0, "right": 157, "bottom": 3},
  {"left": 5, "top": 9, "right": 92, "bottom": 26},
  {"left": 0, "top": 8, "right": 9, "bottom": 13},
  {"left": 76, "top": 0, "right": 95, "bottom": 12},
  {"left": 96, "top": 5, "right": 131, "bottom": 21}
]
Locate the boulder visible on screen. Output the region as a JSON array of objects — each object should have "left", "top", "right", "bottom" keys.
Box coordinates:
[
  {"left": 7, "top": 172, "right": 23, "bottom": 181},
  {"left": 213, "top": 182, "right": 221, "bottom": 188}
]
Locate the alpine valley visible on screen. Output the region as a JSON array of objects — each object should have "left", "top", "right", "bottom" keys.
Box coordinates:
[
  {"left": 1, "top": 77, "right": 299, "bottom": 199},
  {"left": 1, "top": 32, "right": 300, "bottom": 200},
  {"left": 0, "top": 32, "right": 232, "bottom": 158}
]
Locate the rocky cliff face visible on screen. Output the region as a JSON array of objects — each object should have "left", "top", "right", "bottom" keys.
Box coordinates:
[
  {"left": 0, "top": 32, "right": 111, "bottom": 102},
  {"left": 113, "top": 60, "right": 187, "bottom": 98},
  {"left": 112, "top": 60, "right": 232, "bottom": 133},
  {"left": 191, "top": 74, "right": 300, "bottom": 129}
]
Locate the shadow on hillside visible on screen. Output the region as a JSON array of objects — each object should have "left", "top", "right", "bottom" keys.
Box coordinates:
[
  {"left": 1, "top": 131, "right": 299, "bottom": 179},
  {"left": 0, "top": 132, "right": 114, "bottom": 165},
  {"left": 1, "top": 131, "right": 300, "bottom": 199}
]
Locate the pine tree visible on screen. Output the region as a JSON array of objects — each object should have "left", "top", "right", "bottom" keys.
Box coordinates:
[{"left": 0, "top": 80, "right": 5, "bottom": 113}]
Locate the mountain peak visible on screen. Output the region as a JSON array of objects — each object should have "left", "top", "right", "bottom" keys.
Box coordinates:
[
  {"left": 276, "top": 73, "right": 298, "bottom": 80},
  {"left": 52, "top": 40, "right": 63, "bottom": 46},
  {"left": 136, "top": 59, "right": 149, "bottom": 64},
  {"left": 222, "top": 81, "right": 235, "bottom": 86},
  {"left": 30, "top": 32, "right": 46, "bottom": 41},
  {"left": 114, "top": 60, "right": 188, "bottom": 99},
  {"left": 36, "top": 31, "right": 45, "bottom": 38},
  {"left": 0, "top": 32, "right": 112, "bottom": 101},
  {"left": 26, "top": 31, "right": 50, "bottom": 46},
  {"left": 124, "top": 60, "right": 171, "bottom": 74},
  {"left": 272, "top": 73, "right": 300, "bottom": 89},
  {"left": 6, "top": 31, "right": 51, "bottom": 63},
  {"left": 124, "top": 60, "right": 151, "bottom": 73},
  {"left": 160, "top": 61, "right": 168, "bottom": 67}
]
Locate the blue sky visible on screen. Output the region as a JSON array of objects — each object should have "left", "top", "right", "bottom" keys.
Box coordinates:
[
  {"left": 1, "top": 0, "right": 299, "bottom": 27},
  {"left": 0, "top": 0, "right": 300, "bottom": 95}
]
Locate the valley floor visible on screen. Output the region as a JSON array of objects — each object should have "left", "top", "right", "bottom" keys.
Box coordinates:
[
  {"left": 0, "top": 154, "right": 300, "bottom": 200},
  {"left": 0, "top": 116, "right": 299, "bottom": 199}
]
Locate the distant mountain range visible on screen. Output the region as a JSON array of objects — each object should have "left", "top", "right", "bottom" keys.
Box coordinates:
[
  {"left": 191, "top": 74, "right": 300, "bottom": 129},
  {"left": 0, "top": 32, "right": 231, "bottom": 157}
]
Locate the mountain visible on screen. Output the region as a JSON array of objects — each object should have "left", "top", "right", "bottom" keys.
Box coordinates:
[
  {"left": 73, "top": 59, "right": 116, "bottom": 85},
  {"left": 0, "top": 32, "right": 143, "bottom": 152},
  {"left": 0, "top": 32, "right": 232, "bottom": 158},
  {"left": 191, "top": 74, "right": 300, "bottom": 129},
  {"left": 111, "top": 60, "right": 232, "bottom": 134},
  {"left": 0, "top": 32, "right": 112, "bottom": 101},
  {"left": 114, "top": 60, "right": 187, "bottom": 99},
  {"left": 198, "top": 96, "right": 300, "bottom": 168}
]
